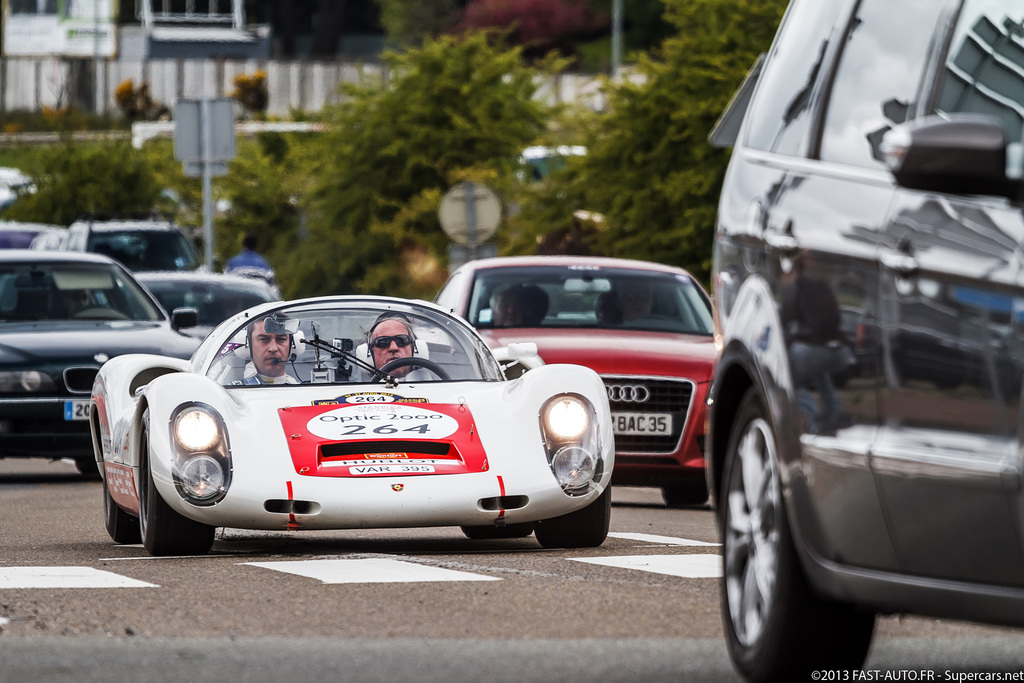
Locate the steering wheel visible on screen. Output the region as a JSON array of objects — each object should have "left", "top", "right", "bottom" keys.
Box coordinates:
[{"left": 372, "top": 357, "right": 451, "bottom": 382}]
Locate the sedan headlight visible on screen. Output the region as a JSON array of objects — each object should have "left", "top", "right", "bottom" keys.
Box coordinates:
[
  {"left": 169, "top": 403, "right": 231, "bottom": 505},
  {"left": 0, "top": 370, "right": 57, "bottom": 393},
  {"left": 539, "top": 393, "right": 603, "bottom": 496}
]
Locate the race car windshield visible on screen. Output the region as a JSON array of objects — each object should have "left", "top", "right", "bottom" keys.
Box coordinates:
[{"left": 205, "top": 301, "right": 504, "bottom": 386}]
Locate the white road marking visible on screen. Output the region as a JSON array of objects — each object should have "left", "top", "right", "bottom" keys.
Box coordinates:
[
  {"left": 572, "top": 554, "right": 723, "bottom": 578},
  {"left": 242, "top": 557, "right": 501, "bottom": 584},
  {"left": 0, "top": 566, "right": 158, "bottom": 589},
  {"left": 608, "top": 532, "right": 720, "bottom": 547}
]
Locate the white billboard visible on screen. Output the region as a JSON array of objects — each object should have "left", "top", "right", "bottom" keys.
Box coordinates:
[{"left": 3, "top": 0, "right": 117, "bottom": 57}]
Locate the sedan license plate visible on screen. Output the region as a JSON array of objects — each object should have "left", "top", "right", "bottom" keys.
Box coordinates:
[
  {"left": 611, "top": 412, "right": 672, "bottom": 436},
  {"left": 64, "top": 399, "right": 91, "bottom": 421}
]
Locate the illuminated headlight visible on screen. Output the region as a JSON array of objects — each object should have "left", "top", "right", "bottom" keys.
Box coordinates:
[
  {"left": 0, "top": 370, "right": 57, "bottom": 393},
  {"left": 539, "top": 393, "right": 603, "bottom": 496},
  {"left": 551, "top": 445, "right": 596, "bottom": 491},
  {"left": 178, "top": 455, "right": 226, "bottom": 500},
  {"left": 543, "top": 395, "right": 589, "bottom": 440},
  {"left": 173, "top": 406, "right": 221, "bottom": 451},
  {"left": 169, "top": 402, "right": 231, "bottom": 506}
]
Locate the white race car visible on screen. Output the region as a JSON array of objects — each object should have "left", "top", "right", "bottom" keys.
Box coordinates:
[{"left": 90, "top": 296, "right": 614, "bottom": 556}]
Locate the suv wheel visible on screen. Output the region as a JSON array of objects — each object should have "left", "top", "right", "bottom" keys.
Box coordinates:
[{"left": 720, "top": 389, "right": 874, "bottom": 681}]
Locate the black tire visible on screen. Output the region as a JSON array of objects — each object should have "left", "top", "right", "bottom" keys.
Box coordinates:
[
  {"left": 661, "top": 480, "right": 708, "bottom": 508},
  {"left": 103, "top": 476, "right": 141, "bottom": 544},
  {"left": 460, "top": 522, "right": 535, "bottom": 540},
  {"left": 138, "top": 410, "right": 216, "bottom": 557},
  {"left": 75, "top": 456, "right": 101, "bottom": 479},
  {"left": 720, "top": 389, "right": 874, "bottom": 682},
  {"left": 535, "top": 487, "right": 611, "bottom": 549}
]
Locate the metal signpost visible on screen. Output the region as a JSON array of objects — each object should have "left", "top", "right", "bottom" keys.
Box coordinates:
[
  {"left": 438, "top": 182, "right": 501, "bottom": 270},
  {"left": 173, "top": 98, "right": 236, "bottom": 270}
]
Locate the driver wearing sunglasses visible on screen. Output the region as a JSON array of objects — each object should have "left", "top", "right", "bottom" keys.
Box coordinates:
[{"left": 368, "top": 312, "right": 417, "bottom": 378}]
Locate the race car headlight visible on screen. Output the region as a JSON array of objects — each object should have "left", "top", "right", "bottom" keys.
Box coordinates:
[
  {"left": 542, "top": 395, "right": 589, "bottom": 440},
  {"left": 178, "top": 455, "right": 227, "bottom": 501},
  {"left": 551, "top": 445, "right": 597, "bottom": 492},
  {"left": 173, "top": 406, "right": 221, "bottom": 452},
  {"left": 539, "top": 393, "right": 603, "bottom": 496},
  {"left": 0, "top": 370, "right": 57, "bottom": 393},
  {"left": 169, "top": 402, "right": 231, "bottom": 505}
]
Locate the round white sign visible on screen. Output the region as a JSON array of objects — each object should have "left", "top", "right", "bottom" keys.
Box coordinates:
[
  {"left": 438, "top": 182, "right": 501, "bottom": 245},
  {"left": 307, "top": 404, "right": 459, "bottom": 441}
]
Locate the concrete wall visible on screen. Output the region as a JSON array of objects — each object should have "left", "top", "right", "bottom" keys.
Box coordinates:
[{"left": 0, "top": 57, "right": 607, "bottom": 118}]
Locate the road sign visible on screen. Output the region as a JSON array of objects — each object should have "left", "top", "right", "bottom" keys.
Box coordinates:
[
  {"left": 438, "top": 182, "right": 501, "bottom": 246},
  {"left": 173, "top": 98, "right": 236, "bottom": 162}
]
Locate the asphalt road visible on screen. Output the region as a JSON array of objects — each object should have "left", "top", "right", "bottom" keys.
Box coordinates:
[{"left": 1, "top": 458, "right": 1023, "bottom": 682}]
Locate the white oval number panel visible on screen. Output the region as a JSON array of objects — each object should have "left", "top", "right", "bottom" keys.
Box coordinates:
[{"left": 307, "top": 404, "right": 459, "bottom": 441}]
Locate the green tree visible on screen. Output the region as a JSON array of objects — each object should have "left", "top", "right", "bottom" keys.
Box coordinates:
[
  {"left": 4, "top": 141, "right": 162, "bottom": 225},
  {"left": 513, "top": 0, "right": 787, "bottom": 287},
  {"left": 375, "top": 0, "right": 460, "bottom": 47},
  {"left": 282, "top": 32, "right": 562, "bottom": 299}
]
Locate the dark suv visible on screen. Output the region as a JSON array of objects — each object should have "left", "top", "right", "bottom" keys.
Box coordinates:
[
  {"left": 709, "top": 0, "right": 1024, "bottom": 679},
  {"left": 61, "top": 217, "right": 201, "bottom": 272}
]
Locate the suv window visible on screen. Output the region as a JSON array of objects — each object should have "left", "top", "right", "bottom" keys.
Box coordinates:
[
  {"left": 819, "top": 0, "right": 948, "bottom": 168},
  {"left": 743, "top": 0, "right": 848, "bottom": 156},
  {"left": 936, "top": 0, "right": 1024, "bottom": 178}
]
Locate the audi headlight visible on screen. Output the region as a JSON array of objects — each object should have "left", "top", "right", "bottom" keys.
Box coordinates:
[
  {"left": 169, "top": 402, "right": 232, "bottom": 505},
  {"left": 542, "top": 395, "right": 589, "bottom": 440},
  {"left": 0, "top": 370, "right": 57, "bottom": 393},
  {"left": 173, "top": 406, "right": 220, "bottom": 451}
]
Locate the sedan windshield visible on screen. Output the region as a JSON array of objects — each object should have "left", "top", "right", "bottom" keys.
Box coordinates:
[
  {"left": 467, "top": 266, "right": 714, "bottom": 335},
  {"left": 0, "top": 262, "right": 163, "bottom": 322}
]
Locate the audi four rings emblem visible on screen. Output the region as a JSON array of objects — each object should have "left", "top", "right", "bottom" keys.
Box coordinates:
[{"left": 606, "top": 384, "right": 650, "bottom": 403}]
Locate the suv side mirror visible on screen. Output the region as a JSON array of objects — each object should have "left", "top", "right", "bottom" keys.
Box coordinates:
[
  {"left": 880, "top": 114, "right": 1018, "bottom": 198},
  {"left": 171, "top": 307, "right": 199, "bottom": 330}
]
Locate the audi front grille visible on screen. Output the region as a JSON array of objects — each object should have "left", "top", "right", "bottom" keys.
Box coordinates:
[{"left": 601, "top": 375, "right": 694, "bottom": 453}]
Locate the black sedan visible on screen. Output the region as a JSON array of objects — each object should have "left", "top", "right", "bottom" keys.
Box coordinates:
[
  {"left": 0, "top": 251, "right": 200, "bottom": 476},
  {"left": 136, "top": 271, "right": 279, "bottom": 339}
]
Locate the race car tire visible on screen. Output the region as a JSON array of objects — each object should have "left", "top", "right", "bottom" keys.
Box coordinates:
[
  {"left": 534, "top": 487, "right": 611, "bottom": 549},
  {"left": 661, "top": 480, "right": 708, "bottom": 508},
  {"left": 373, "top": 357, "right": 451, "bottom": 381},
  {"left": 460, "top": 522, "right": 535, "bottom": 540},
  {"left": 139, "top": 410, "right": 216, "bottom": 557},
  {"left": 103, "top": 476, "right": 141, "bottom": 545},
  {"left": 720, "top": 388, "right": 875, "bottom": 682}
]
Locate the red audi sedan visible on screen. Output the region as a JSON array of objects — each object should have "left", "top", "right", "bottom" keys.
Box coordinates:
[{"left": 436, "top": 255, "right": 717, "bottom": 506}]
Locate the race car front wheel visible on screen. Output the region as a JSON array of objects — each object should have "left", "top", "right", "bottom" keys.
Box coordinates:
[
  {"left": 139, "top": 409, "right": 216, "bottom": 557},
  {"left": 720, "top": 388, "right": 874, "bottom": 682},
  {"left": 535, "top": 486, "right": 610, "bottom": 548}
]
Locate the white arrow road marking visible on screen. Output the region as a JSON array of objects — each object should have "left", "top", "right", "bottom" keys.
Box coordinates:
[
  {"left": 0, "top": 567, "right": 158, "bottom": 589},
  {"left": 572, "top": 554, "right": 723, "bottom": 578},
  {"left": 242, "top": 557, "right": 501, "bottom": 584},
  {"left": 608, "top": 532, "right": 720, "bottom": 547}
]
